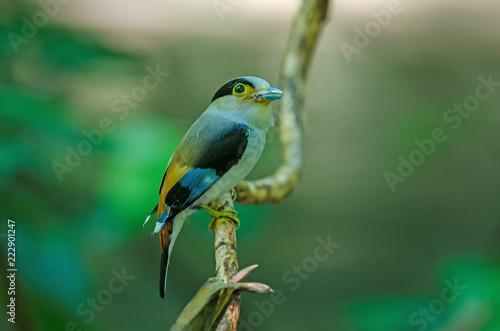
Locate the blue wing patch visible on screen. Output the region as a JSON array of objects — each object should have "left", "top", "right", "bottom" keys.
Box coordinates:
[
  {"left": 177, "top": 168, "right": 219, "bottom": 204},
  {"left": 154, "top": 168, "right": 219, "bottom": 233},
  {"left": 153, "top": 123, "right": 249, "bottom": 233},
  {"left": 165, "top": 168, "right": 220, "bottom": 212}
]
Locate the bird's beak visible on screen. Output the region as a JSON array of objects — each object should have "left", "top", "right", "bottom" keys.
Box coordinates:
[{"left": 253, "top": 87, "right": 283, "bottom": 102}]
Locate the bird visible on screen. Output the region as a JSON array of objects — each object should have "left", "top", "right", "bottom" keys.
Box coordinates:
[{"left": 143, "top": 76, "right": 283, "bottom": 298}]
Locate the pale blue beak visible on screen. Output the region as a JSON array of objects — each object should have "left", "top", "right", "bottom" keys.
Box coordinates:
[{"left": 254, "top": 87, "right": 283, "bottom": 101}]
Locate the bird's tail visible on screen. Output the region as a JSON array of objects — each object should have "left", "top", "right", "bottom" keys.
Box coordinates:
[{"left": 159, "top": 215, "right": 185, "bottom": 298}]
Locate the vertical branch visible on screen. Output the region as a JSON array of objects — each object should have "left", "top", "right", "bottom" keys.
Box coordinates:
[
  {"left": 211, "top": 193, "right": 239, "bottom": 282},
  {"left": 235, "top": 0, "right": 330, "bottom": 204},
  {"left": 171, "top": 1, "right": 331, "bottom": 330},
  {"left": 211, "top": 1, "right": 330, "bottom": 329},
  {"left": 209, "top": 193, "right": 241, "bottom": 331}
]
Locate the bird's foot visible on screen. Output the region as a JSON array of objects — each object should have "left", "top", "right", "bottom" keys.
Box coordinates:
[
  {"left": 202, "top": 205, "right": 240, "bottom": 231},
  {"left": 230, "top": 188, "right": 237, "bottom": 201}
]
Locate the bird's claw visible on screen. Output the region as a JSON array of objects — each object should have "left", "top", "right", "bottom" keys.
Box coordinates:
[
  {"left": 202, "top": 205, "right": 240, "bottom": 232},
  {"left": 230, "top": 188, "right": 237, "bottom": 201}
]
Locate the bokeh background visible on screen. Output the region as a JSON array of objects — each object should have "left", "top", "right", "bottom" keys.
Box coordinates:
[{"left": 1, "top": 0, "right": 500, "bottom": 330}]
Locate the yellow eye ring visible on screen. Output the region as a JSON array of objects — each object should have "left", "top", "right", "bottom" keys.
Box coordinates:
[{"left": 233, "top": 83, "right": 246, "bottom": 95}]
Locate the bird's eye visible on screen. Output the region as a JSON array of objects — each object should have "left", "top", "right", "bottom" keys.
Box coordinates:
[{"left": 233, "top": 83, "right": 246, "bottom": 95}]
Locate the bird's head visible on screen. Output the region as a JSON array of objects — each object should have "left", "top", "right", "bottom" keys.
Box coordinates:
[{"left": 209, "top": 76, "right": 283, "bottom": 130}]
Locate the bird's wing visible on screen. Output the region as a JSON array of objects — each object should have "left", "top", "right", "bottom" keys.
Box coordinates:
[
  {"left": 157, "top": 121, "right": 250, "bottom": 224},
  {"left": 157, "top": 121, "right": 250, "bottom": 298}
]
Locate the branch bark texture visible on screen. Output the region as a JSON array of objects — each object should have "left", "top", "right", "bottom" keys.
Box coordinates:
[
  {"left": 209, "top": 193, "right": 241, "bottom": 331},
  {"left": 235, "top": 0, "right": 330, "bottom": 205}
]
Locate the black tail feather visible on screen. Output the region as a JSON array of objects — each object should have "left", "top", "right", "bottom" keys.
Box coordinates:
[{"left": 159, "top": 246, "right": 169, "bottom": 299}]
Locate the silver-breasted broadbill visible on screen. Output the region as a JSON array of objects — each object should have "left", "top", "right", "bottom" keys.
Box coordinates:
[{"left": 144, "top": 76, "right": 283, "bottom": 298}]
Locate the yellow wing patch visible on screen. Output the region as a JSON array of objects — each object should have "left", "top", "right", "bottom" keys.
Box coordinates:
[
  {"left": 158, "top": 160, "right": 190, "bottom": 218},
  {"left": 157, "top": 156, "right": 191, "bottom": 252}
]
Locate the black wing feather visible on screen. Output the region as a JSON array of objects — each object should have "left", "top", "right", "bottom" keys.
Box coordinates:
[{"left": 164, "top": 123, "right": 249, "bottom": 217}]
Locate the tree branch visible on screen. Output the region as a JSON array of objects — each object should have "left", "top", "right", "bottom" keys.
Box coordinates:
[
  {"left": 212, "top": 1, "right": 330, "bottom": 329},
  {"left": 209, "top": 192, "right": 241, "bottom": 331},
  {"left": 235, "top": 0, "right": 330, "bottom": 205},
  {"left": 171, "top": 1, "right": 331, "bottom": 329}
]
